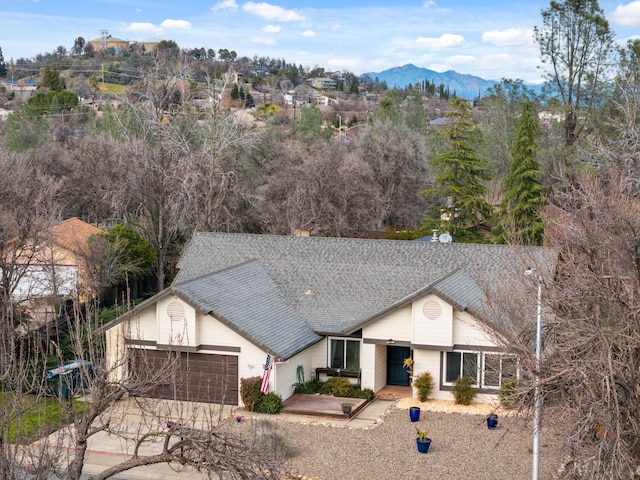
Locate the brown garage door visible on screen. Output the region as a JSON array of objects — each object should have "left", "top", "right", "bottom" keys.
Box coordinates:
[{"left": 128, "top": 349, "right": 239, "bottom": 405}]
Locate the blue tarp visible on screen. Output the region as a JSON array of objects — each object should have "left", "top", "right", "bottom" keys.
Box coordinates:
[{"left": 46, "top": 359, "right": 92, "bottom": 378}]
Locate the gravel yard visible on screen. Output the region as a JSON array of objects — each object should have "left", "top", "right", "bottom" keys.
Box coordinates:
[{"left": 268, "top": 399, "right": 567, "bottom": 480}]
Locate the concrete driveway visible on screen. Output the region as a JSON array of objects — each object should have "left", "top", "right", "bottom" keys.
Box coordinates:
[{"left": 32, "top": 396, "right": 395, "bottom": 479}]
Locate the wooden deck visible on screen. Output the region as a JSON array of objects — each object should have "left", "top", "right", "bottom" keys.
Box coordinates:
[
  {"left": 280, "top": 394, "right": 367, "bottom": 420},
  {"left": 279, "top": 386, "right": 413, "bottom": 420}
]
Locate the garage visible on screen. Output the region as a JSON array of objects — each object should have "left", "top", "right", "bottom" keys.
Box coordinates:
[{"left": 128, "top": 349, "right": 239, "bottom": 405}]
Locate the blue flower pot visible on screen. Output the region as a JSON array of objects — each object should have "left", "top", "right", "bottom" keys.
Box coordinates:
[
  {"left": 487, "top": 414, "right": 498, "bottom": 429},
  {"left": 409, "top": 406, "right": 420, "bottom": 422},
  {"left": 416, "top": 437, "right": 432, "bottom": 453}
]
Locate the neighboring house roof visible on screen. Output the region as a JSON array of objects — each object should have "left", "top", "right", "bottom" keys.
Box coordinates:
[{"left": 49, "top": 217, "right": 103, "bottom": 260}]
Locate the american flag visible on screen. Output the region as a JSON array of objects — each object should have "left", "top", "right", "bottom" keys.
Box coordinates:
[{"left": 260, "top": 354, "right": 274, "bottom": 394}]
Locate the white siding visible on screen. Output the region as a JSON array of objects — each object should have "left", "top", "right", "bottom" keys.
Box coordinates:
[
  {"left": 413, "top": 294, "right": 453, "bottom": 347},
  {"left": 125, "top": 305, "right": 157, "bottom": 341},
  {"left": 363, "top": 305, "right": 412, "bottom": 342},
  {"left": 309, "top": 339, "right": 327, "bottom": 370},
  {"left": 453, "top": 311, "right": 496, "bottom": 347},
  {"left": 413, "top": 349, "right": 452, "bottom": 400},
  {"left": 360, "top": 342, "right": 376, "bottom": 390},
  {"left": 156, "top": 296, "right": 198, "bottom": 347},
  {"left": 374, "top": 344, "right": 387, "bottom": 392},
  {"left": 274, "top": 348, "right": 315, "bottom": 401}
]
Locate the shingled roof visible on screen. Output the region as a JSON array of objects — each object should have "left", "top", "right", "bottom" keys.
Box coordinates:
[
  {"left": 173, "top": 233, "right": 558, "bottom": 348},
  {"left": 173, "top": 260, "right": 321, "bottom": 360}
]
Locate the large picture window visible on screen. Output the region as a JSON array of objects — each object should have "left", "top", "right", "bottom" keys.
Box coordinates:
[
  {"left": 443, "top": 350, "right": 518, "bottom": 389},
  {"left": 329, "top": 338, "right": 360, "bottom": 370},
  {"left": 482, "top": 353, "right": 518, "bottom": 388}
]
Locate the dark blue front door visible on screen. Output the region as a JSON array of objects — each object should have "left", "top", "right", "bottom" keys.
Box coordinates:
[{"left": 387, "top": 346, "right": 410, "bottom": 386}]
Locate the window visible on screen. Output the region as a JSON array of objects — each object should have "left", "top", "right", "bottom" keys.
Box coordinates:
[
  {"left": 329, "top": 338, "right": 360, "bottom": 370},
  {"left": 482, "top": 354, "right": 518, "bottom": 388},
  {"left": 444, "top": 351, "right": 479, "bottom": 384},
  {"left": 443, "top": 350, "right": 518, "bottom": 389}
]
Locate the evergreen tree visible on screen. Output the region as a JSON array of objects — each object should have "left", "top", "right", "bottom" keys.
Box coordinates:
[
  {"left": 39, "top": 63, "right": 64, "bottom": 91},
  {"left": 230, "top": 83, "right": 240, "bottom": 100},
  {"left": 495, "top": 102, "right": 546, "bottom": 245},
  {"left": 370, "top": 91, "right": 402, "bottom": 124},
  {"left": 426, "top": 97, "right": 491, "bottom": 235},
  {"left": 0, "top": 47, "right": 6, "bottom": 78}
]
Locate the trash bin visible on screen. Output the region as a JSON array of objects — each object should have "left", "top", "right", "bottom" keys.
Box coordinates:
[
  {"left": 47, "top": 368, "right": 73, "bottom": 399},
  {"left": 46, "top": 360, "right": 93, "bottom": 399}
]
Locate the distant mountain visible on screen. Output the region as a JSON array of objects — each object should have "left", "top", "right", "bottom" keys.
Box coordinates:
[{"left": 362, "top": 64, "right": 499, "bottom": 100}]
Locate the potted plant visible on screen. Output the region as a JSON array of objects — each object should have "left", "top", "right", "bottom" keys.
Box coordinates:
[
  {"left": 341, "top": 402, "right": 354, "bottom": 415},
  {"left": 409, "top": 406, "right": 420, "bottom": 422},
  {"left": 415, "top": 427, "right": 432, "bottom": 453}
]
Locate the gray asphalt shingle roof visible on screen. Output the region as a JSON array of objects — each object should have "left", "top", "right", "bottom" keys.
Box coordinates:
[
  {"left": 173, "top": 260, "right": 321, "bottom": 360},
  {"left": 172, "top": 233, "right": 558, "bottom": 358}
]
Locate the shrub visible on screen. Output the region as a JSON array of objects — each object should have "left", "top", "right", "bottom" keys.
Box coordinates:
[
  {"left": 294, "top": 378, "right": 322, "bottom": 395},
  {"left": 320, "top": 377, "right": 354, "bottom": 397},
  {"left": 452, "top": 376, "right": 477, "bottom": 405},
  {"left": 499, "top": 379, "right": 518, "bottom": 409},
  {"left": 240, "top": 377, "right": 263, "bottom": 411},
  {"left": 414, "top": 372, "right": 434, "bottom": 402},
  {"left": 255, "top": 392, "right": 283, "bottom": 414},
  {"left": 352, "top": 388, "right": 375, "bottom": 402}
]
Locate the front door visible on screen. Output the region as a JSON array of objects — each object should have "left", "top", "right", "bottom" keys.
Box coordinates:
[{"left": 387, "top": 346, "right": 410, "bottom": 386}]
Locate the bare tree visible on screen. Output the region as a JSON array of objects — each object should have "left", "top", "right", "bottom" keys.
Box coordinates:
[
  {"left": 481, "top": 166, "right": 640, "bottom": 479},
  {"left": 534, "top": 0, "right": 615, "bottom": 147},
  {"left": 357, "top": 118, "right": 431, "bottom": 229},
  {"left": 260, "top": 139, "right": 382, "bottom": 235}
]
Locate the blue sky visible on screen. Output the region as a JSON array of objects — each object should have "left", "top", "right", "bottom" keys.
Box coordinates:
[{"left": 3, "top": 0, "right": 640, "bottom": 83}]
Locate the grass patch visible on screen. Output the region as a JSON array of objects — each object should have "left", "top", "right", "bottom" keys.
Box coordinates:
[
  {"left": 0, "top": 393, "right": 91, "bottom": 444},
  {"left": 99, "top": 83, "right": 128, "bottom": 95}
]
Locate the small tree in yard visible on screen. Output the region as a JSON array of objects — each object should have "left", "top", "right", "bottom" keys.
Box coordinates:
[{"left": 413, "top": 372, "right": 434, "bottom": 402}]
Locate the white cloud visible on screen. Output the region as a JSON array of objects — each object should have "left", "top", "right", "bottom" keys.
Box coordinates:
[
  {"left": 411, "top": 33, "right": 465, "bottom": 50},
  {"left": 423, "top": 0, "right": 436, "bottom": 7},
  {"left": 248, "top": 35, "right": 277, "bottom": 45},
  {"left": 482, "top": 28, "right": 533, "bottom": 47},
  {"left": 301, "top": 30, "right": 315, "bottom": 37},
  {"left": 447, "top": 55, "right": 476, "bottom": 65},
  {"left": 327, "top": 57, "right": 364, "bottom": 71},
  {"left": 121, "top": 22, "right": 163, "bottom": 35},
  {"left": 121, "top": 19, "right": 191, "bottom": 36},
  {"left": 160, "top": 19, "right": 192, "bottom": 30},
  {"left": 610, "top": 1, "right": 640, "bottom": 27},
  {"left": 212, "top": 0, "right": 238, "bottom": 12},
  {"left": 242, "top": 2, "right": 306, "bottom": 22},
  {"left": 263, "top": 25, "right": 281, "bottom": 33}
]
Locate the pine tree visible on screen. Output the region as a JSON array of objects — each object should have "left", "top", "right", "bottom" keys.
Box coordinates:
[
  {"left": 39, "top": 62, "right": 64, "bottom": 91},
  {"left": 427, "top": 97, "right": 491, "bottom": 235},
  {"left": 0, "top": 47, "right": 7, "bottom": 78},
  {"left": 495, "top": 102, "right": 546, "bottom": 245}
]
